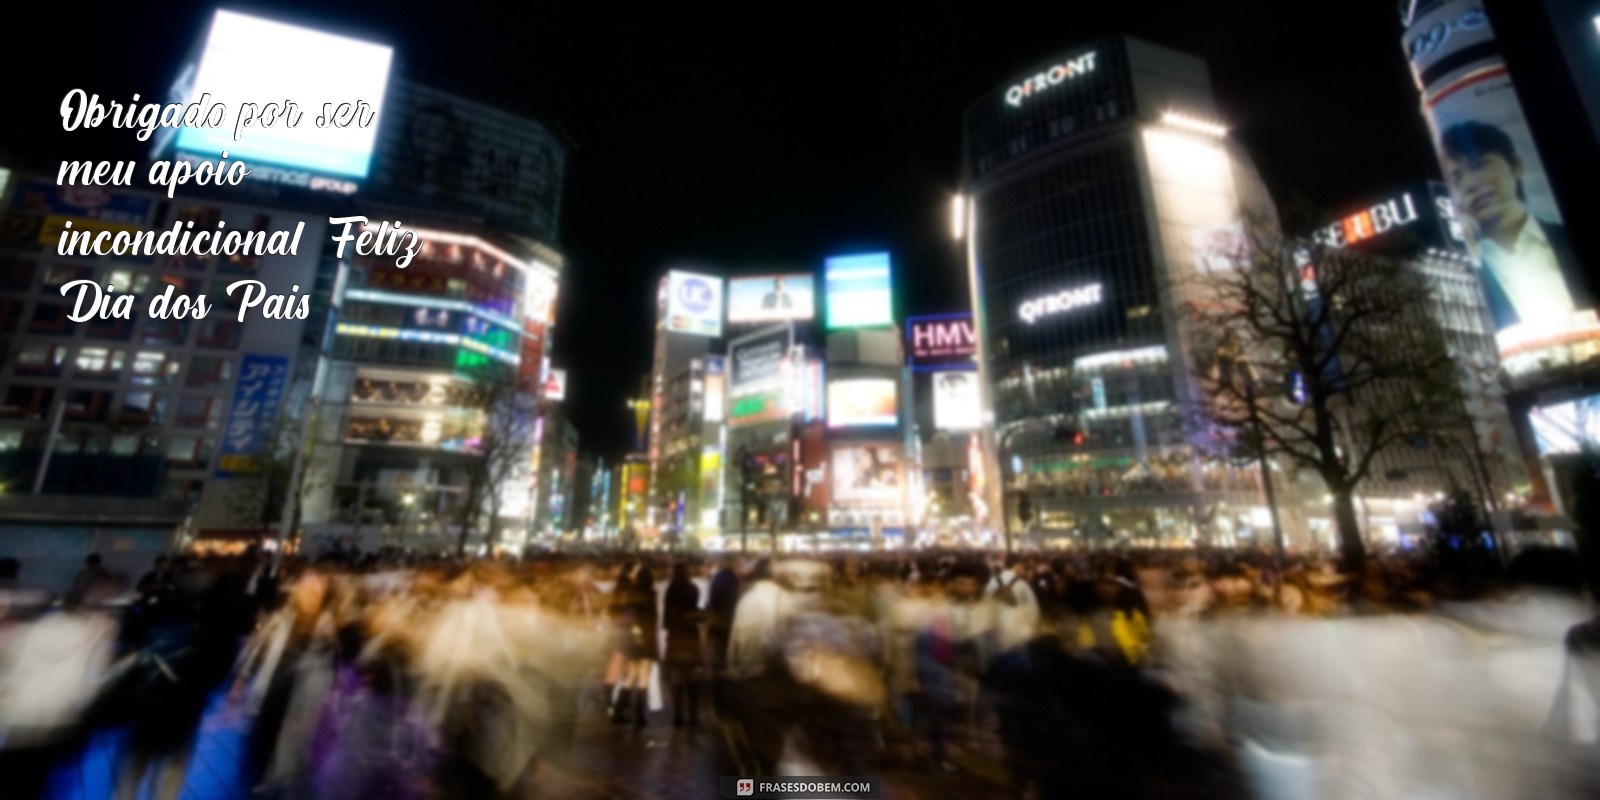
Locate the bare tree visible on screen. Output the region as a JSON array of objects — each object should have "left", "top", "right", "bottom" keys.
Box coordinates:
[
  {"left": 1183, "top": 221, "right": 1464, "bottom": 571},
  {"left": 454, "top": 369, "right": 537, "bottom": 556}
]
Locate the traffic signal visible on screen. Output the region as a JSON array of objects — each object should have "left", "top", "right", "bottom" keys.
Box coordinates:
[{"left": 1017, "top": 493, "right": 1035, "bottom": 525}]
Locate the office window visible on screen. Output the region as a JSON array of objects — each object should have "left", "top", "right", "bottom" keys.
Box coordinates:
[
  {"left": 28, "top": 303, "right": 71, "bottom": 334},
  {"left": 185, "top": 356, "right": 229, "bottom": 389},
  {"left": 15, "top": 344, "right": 65, "bottom": 376},
  {"left": 73, "top": 347, "right": 125, "bottom": 380}
]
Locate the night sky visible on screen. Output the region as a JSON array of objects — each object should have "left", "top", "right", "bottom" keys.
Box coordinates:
[{"left": 4, "top": 1, "right": 1441, "bottom": 458}]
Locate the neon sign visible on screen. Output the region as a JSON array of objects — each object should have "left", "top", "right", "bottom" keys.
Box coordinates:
[
  {"left": 1019, "top": 283, "right": 1103, "bottom": 324},
  {"left": 1004, "top": 51, "right": 1098, "bottom": 109}
]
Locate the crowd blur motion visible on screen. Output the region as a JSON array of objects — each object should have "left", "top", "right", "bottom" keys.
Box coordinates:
[{"left": 1, "top": 544, "right": 1598, "bottom": 799}]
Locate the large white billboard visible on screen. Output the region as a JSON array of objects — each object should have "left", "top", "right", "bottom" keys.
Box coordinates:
[
  {"left": 825, "top": 252, "right": 893, "bottom": 329},
  {"left": 664, "top": 270, "right": 723, "bottom": 337},
  {"left": 728, "top": 274, "right": 815, "bottom": 324},
  {"left": 932, "top": 371, "right": 981, "bottom": 431},
  {"left": 174, "top": 10, "right": 393, "bottom": 179},
  {"left": 827, "top": 377, "right": 898, "bottom": 428}
]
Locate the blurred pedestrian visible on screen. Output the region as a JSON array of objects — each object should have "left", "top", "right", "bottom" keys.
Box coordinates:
[{"left": 663, "top": 562, "right": 703, "bottom": 727}]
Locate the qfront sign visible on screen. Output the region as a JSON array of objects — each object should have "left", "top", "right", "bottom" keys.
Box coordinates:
[
  {"left": 1005, "top": 51, "right": 1098, "bottom": 109},
  {"left": 1019, "top": 283, "right": 1103, "bottom": 324}
]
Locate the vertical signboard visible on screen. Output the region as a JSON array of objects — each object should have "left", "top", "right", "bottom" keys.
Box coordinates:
[
  {"left": 1404, "top": 1, "right": 1599, "bottom": 378},
  {"left": 216, "top": 353, "right": 291, "bottom": 476}
]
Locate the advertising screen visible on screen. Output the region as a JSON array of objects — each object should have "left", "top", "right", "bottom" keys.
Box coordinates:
[
  {"left": 825, "top": 252, "right": 893, "bottom": 329},
  {"left": 728, "top": 274, "right": 815, "bottom": 323},
  {"left": 1529, "top": 393, "right": 1600, "bottom": 456},
  {"left": 907, "top": 313, "right": 977, "bottom": 369},
  {"left": 175, "top": 10, "right": 393, "bottom": 179},
  {"left": 703, "top": 356, "right": 726, "bottom": 423},
  {"left": 730, "top": 329, "right": 789, "bottom": 388},
  {"left": 932, "top": 371, "right": 982, "bottom": 431},
  {"left": 543, "top": 368, "right": 567, "bottom": 402},
  {"left": 827, "top": 378, "right": 898, "bottom": 428},
  {"left": 832, "top": 445, "right": 902, "bottom": 503},
  {"left": 664, "top": 270, "right": 723, "bottom": 337},
  {"left": 1405, "top": 1, "right": 1599, "bottom": 378}
]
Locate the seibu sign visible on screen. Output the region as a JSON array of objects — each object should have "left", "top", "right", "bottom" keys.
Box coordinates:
[
  {"left": 908, "top": 313, "right": 976, "bottom": 366},
  {"left": 1005, "top": 51, "right": 1098, "bottom": 109},
  {"left": 1312, "top": 192, "right": 1424, "bottom": 249}
]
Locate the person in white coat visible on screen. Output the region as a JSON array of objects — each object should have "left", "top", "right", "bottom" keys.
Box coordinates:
[{"left": 985, "top": 555, "right": 1040, "bottom": 652}]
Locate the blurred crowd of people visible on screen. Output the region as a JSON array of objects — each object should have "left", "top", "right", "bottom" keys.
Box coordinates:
[{"left": 0, "top": 544, "right": 1597, "bottom": 799}]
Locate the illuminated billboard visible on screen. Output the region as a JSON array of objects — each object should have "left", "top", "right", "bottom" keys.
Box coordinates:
[
  {"left": 543, "top": 368, "right": 567, "bottom": 402},
  {"left": 1529, "top": 393, "right": 1600, "bottom": 456},
  {"left": 825, "top": 252, "right": 893, "bottom": 329},
  {"left": 664, "top": 270, "right": 723, "bottom": 337},
  {"left": 730, "top": 328, "right": 789, "bottom": 388},
  {"left": 832, "top": 445, "right": 902, "bottom": 503},
  {"left": 728, "top": 328, "right": 790, "bottom": 427},
  {"left": 827, "top": 378, "right": 898, "bottom": 428},
  {"left": 1404, "top": 1, "right": 1599, "bottom": 379},
  {"left": 728, "top": 274, "right": 815, "bottom": 324},
  {"left": 174, "top": 10, "right": 393, "bottom": 180},
  {"left": 932, "top": 371, "right": 982, "bottom": 431},
  {"left": 907, "top": 313, "right": 976, "bottom": 369},
  {"left": 703, "top": 356, "right": 726, "bottom": 423}
]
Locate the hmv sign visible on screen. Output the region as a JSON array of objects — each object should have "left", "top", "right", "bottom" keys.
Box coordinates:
[{"left": 907, "top": 313, "right": 977, "bottom": 370}]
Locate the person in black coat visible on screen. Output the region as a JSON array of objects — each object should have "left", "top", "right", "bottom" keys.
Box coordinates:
[{"left": 662, "top": 562, "right": 704, "bottom": 727}]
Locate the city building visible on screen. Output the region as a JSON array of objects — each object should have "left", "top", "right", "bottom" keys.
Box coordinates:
[
  {"left": 0, "top": 9, "right": 572, "bottom": 580},
  {"left": 960, "top": 37, "right": 1290, "bottom": 548}
]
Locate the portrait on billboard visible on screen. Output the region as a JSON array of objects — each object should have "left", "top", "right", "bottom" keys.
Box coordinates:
[
  {"left": 932, "top": 371, "right": 981, "bottom": 431},
  {"left": 1437, "top": 120, "right": 1587, "bottom": 329},
  {"left": 831, "top": 445, "right": 901, "bottom": 502},
  {"left": 1407, "top": 0, "right": 1597, "bottom": 360},
  {"left": 727, "top": 274, "right": 816, "bottom": 323}
]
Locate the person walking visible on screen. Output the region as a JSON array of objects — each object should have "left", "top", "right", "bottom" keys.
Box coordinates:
[{"left": 662, "top": 562, "right": 704, "bottom": 727}]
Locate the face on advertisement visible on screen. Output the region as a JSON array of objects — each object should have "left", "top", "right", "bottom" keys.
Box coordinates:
[{"left": 1441, "top": 123, "right": 1527, "bottom": 245}]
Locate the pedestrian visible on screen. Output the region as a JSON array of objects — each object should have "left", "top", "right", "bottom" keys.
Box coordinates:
[
  {"left": 663, "top": 562, "right": 703, "bottom": 727},
  {"left": 706, "top": 557, "right": 740, "bottom": 716},
  {"left": 609, "top": 560, "right": 659, "bottom": 727}
]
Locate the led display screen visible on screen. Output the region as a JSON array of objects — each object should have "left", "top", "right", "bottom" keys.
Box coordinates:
[
  {"left": 728, "top": 274, "right": 815, "bottom": 323},
  {"left": 825, "top": 252, "right": 893, "bottom": 329},
  {"left": 1405, "top": 0, "right": 1599, "bottom": 379},
  {"left": 932, "top": 371, "right": 982, "bottom": 431},
  {"left": 832, "top": 445, "right": 902, "bottom": 502},
  {"left": 827, "top": 377, "right": 897, "bottom": 428},
  {"left": 175, "top": 10, "right": 393, "bottom": 179}
]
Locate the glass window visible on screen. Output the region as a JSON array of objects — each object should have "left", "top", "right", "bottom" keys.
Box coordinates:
[
  {"left": 130, "top": 351, "right": 170, "bottom": 385},
  {"left": 165, "top": 434, "right": 201, "bottom": 463},
  {"left": 15, "top": 344, "right": 64, "bottom": 376},
  {"left": 28, "top": 303, "right": 71, "bottom": 334},
  {"left": 175, "top": 395, "right": 215, "bottom": 428},
  {"left": 0, "top": 258, "right": 35, "bottom": 290},
  {"left": 142, "top": 317, "right": 190, "bottom": 346},
  {"left": 65, "top": 389, "right": 113, "bottom": 420},
  {"left": 119, "top": 391, "right": 167, "bottom": 424},
  {"left": 86, "top": 314, "right": 134, "bottom": 341},
  {"left": 43, "top": 263, "right": 93, "bottom": 289},
  {"left": 73, "top": 347, "right": 126, "bottom": 379},
  {"left": 196, "top": 317, "right": 241, "bottom": 349},
  {"left": 185, "top": 356, "right": 229, "bottom": 389},
  {"left": 111, "top": 434, "right": 141, "bottom": 456},
  {"left": 0, "top": 386, "right": 53, "bottom": 419}
]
